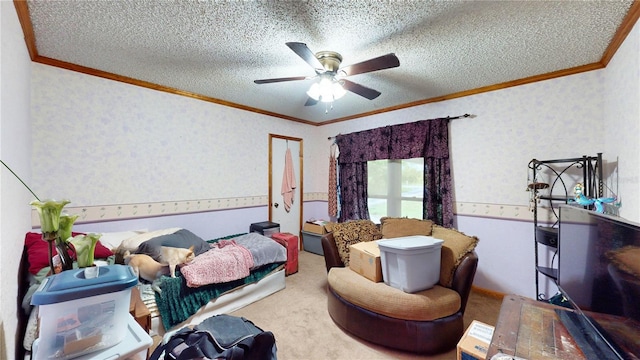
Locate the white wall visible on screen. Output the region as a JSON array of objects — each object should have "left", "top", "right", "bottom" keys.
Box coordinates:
[
  {"left": 604, "top": 18, "right": 640, "bottom": 222},
  {"left": 30, "top": 65, "right": 320, "bottom": 205},
  {"left": 318, "top": 71, "right": 607, "bottom": 206},
  {"left": 1, "top": 3, "right": 34, "bottom": 359}
]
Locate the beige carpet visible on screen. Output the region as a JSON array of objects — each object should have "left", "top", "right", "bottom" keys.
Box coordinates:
[{"left": 228, "top": 250, "right": 504, "bottom": 360}]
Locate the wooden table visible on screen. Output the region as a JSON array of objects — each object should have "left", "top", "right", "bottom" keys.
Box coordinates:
[
  {"left": 486, "top": 294, "right": 586, "bottom": 360},
  {"left": 487, "top": 294, "right": 640, "bottom": 359}
]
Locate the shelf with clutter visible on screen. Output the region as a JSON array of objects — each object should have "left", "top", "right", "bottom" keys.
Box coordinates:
[{"left": 526, "top": 153, "right": 620, "bottom": 301}]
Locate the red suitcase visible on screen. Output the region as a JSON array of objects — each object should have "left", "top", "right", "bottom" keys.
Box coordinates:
[{"left": 271, "top": 232, "right": 299, "bottom": 275}]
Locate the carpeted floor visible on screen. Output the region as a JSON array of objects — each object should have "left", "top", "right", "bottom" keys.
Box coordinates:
[
  {"left": 226, "top": 250, "right": 504, "bottom": 360},
  {"left": 147, "top": 250, "right": 503, "bottom": 359}
]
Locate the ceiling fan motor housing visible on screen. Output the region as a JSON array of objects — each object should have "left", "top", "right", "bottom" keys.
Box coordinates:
[{"left": 315, "top": 51, "right": 342, "bottom": 73}]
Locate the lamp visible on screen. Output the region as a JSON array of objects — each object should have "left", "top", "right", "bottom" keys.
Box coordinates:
[{"left": 307, "top": 74, "right": 346, "bottom": 103}]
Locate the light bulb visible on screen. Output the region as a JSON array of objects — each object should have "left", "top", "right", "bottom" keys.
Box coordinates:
[{"left": 307, "top": 76, "right": 346, "bottom": 103}]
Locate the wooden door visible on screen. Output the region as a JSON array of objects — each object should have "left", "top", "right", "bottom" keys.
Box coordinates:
[{"left": 269, "top": 135, "right": 303, "bottom": 242}]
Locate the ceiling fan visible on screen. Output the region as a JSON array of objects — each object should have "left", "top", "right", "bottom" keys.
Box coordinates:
[{"left": 254, "top": 42, "right": 400, "bottom": 106}]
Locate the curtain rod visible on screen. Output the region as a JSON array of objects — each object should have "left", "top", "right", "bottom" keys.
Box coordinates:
[
  {"left": 448, "top": 113, "right": 473, "bottom": 120},
  {"left": 328, "top": 113, "right": 474, "bottom": 140}
]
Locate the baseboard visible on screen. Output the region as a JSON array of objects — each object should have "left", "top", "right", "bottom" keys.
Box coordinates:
[{"left": 472, "top": 285, "right": 506, "bottom": 300}]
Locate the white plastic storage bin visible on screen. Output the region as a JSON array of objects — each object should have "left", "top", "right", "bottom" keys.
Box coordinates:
[
  {"left": 378, "top": 236, "right": 444, "bottom": 293},
  {"left": 31, "top": 265, "right": 138, "bottom": 360},
  {"left": 32, "top": 313, "right": 152, "bottom": 360},
  {"left": 301, "top": 231, "right": 324, "bottom": 255}
]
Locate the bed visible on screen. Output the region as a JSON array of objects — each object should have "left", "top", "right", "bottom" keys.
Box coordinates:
[{"left": 18, "top": 228, "right": 287, "bottom": 359}]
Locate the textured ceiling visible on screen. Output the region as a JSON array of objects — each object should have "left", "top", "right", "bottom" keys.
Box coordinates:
[{"left": 21, "top": 0, "right": 637, "bottom": 125}]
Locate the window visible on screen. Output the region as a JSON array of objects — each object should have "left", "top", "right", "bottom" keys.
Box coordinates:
[{"left": 367, "top": 158, "right": 424, "bottom": 223}]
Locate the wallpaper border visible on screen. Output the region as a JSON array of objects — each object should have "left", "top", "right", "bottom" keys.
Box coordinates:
[
  {"left": 31, "top": 194, "right": 555, "bottom": 226},
  {"left": 31, "top": 193, "right": 329, "bottom": 226}
]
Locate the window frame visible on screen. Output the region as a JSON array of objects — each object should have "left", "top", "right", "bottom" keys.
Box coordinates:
[{"left": 368, "top": 158, "right": 423, "bottom": 222}]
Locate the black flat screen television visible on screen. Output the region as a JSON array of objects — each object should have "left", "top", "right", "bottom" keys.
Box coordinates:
[{"left": 558, "top": 205, "right": 640, "bottom": 359}]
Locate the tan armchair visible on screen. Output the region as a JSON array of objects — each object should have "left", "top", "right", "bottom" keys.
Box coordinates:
[{"left": 320, "top": 220, "right": 479, "bottom": 354}]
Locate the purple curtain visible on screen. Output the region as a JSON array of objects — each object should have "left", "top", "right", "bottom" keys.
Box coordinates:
[
  {"left": 336, "top": 118, "right": 452, "bottom": 226},
  {"left": 335, "top": 127, "right": 389, "bottom": 221},
  {"left": 335, "top": 162, "right": 369, "bottom": 221},
  {"left": 422, "top": 119, "right": 453, "bottom": 227}
]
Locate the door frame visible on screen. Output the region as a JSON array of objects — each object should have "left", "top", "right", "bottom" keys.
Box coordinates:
[{"left": 268, "top": 134, "right": 304, "bottom": 242}]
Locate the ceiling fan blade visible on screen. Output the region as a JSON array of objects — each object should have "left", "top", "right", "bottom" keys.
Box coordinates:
[
  {"left": 339, "top": 53, "right": 400, "bottom": 77},
  {"left": 286, "top": 42, "right": 324, "bottom": 71},
  {"left": 304, "top": 97, "right": 318, "bottom": 106},
  {"left": 254, "top": 76, "right": 309, "bottom": 84},
  {"left": 341, "top": 79, "right": 381, "bottom": 100}
]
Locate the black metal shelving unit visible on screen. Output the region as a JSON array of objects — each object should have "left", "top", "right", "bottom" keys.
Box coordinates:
[{"left": 528, "top": 153, "right": 603, "bottom": 300}]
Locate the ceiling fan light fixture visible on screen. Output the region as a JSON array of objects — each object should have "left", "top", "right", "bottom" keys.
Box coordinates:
[
  {"left": 307, "top": 76, "right": 346, "bottom": 103},
  {"left": 256, "top": 42, "right": 400, "bottom": 108}
]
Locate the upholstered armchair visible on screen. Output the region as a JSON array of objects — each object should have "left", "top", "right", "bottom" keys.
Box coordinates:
[{"left": 321, "top": 218, "right": 479, "bottom": 354}]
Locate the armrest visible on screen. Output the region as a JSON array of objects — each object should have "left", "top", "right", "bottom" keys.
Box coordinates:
[
  {"left": 321, "top": 233, "right": 345, "bottom": 272},
  {"left": 451, "top": 250, "right": 478, "bottom": 314}
]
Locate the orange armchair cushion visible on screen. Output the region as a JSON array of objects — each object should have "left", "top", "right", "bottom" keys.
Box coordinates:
[{"left": 328, "top": 267, "right": 461, "bottom": 321}]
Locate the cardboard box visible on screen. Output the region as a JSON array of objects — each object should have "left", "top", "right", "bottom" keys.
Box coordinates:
[
  {"left": 324, "top": 222, "right": 337, "bottom": 232},
  {"left": 456, "top": 320, "right": 495, "bottom": 360},
  {"left": 303, "top": 220, "right": 328, "bottom": 234},
  {"left": 349, "top": 241, "right": 383, "bottom": 282}
]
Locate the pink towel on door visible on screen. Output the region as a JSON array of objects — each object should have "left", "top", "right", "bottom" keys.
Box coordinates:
[{"left": 281, "top": 148, "right": 296, "bottom": 212}]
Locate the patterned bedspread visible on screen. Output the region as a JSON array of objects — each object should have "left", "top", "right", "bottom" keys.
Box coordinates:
[{"left": 154, "top": 233, "right": 286, "bottom": 330}]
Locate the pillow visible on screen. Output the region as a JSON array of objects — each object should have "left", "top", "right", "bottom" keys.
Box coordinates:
[
  {"left": 134, "top": 228, "right": 210, "bottom": 261},
  {"left": 117, "top": 227, "right": 182, "bottom": 253},
  {"left": 24, "top": 232, "right": 114, "bottom": 275},
  {"left": 98, "top": 230, "right": 147, "bottom": 251},
  {"left": 232, "top": 233, "right": 287, "bottom": 269},
  {"left": 380, "top": 217, "right": 434, "bottom": 238},
  {"left": 431, "top": 225, "right": 479, "bottom": 287},
  {"left": 332, "top": 220, "right": 382, "bottom": 266}
]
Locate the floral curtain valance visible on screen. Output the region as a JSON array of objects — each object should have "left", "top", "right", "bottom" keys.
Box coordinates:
[
  {"left": 336, "top": 118, "right": 449, "bottom": 163},
  {"left": 335, "top": 127, "right": 391, "bottom": 164}
]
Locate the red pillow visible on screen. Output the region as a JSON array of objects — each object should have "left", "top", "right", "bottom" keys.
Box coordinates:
[{"left": 24, "top": 232, "right": 114, "bottom": 275}]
